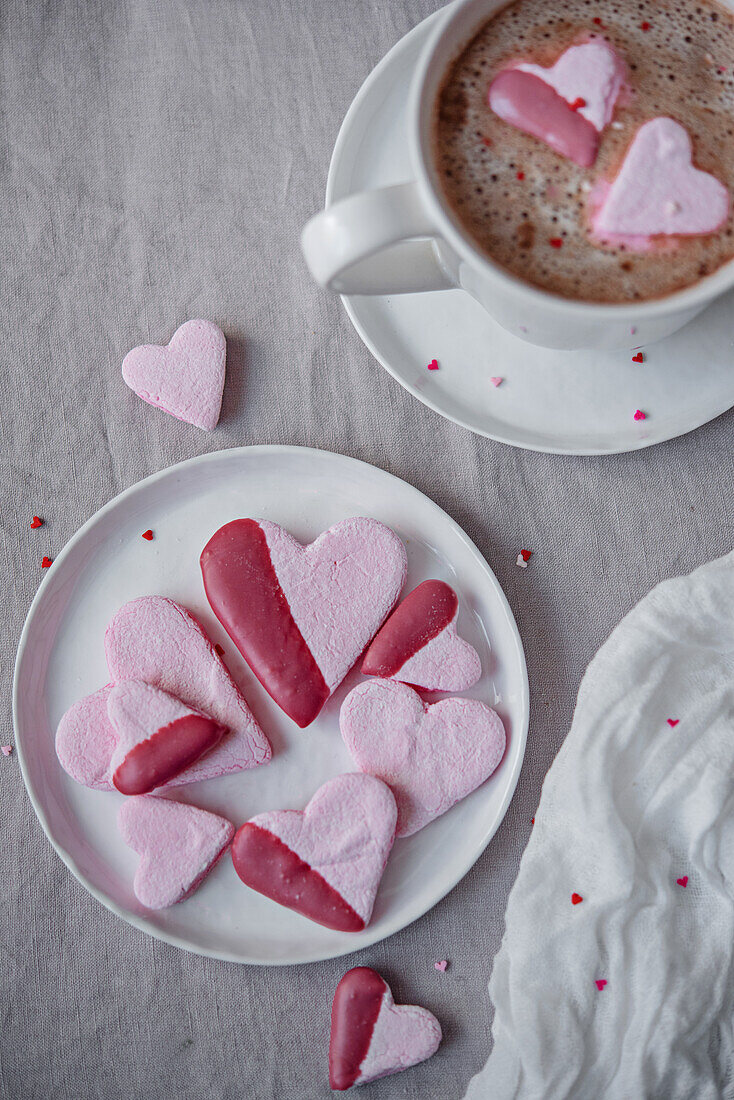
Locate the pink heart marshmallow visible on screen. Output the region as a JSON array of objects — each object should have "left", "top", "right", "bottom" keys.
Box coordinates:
[
  {"left": 118, "top": 796, "right": 234, "bottom": 909},
  {"left": 341, "top": 680, "right": 506, "bottom": 837},
  {"left": 329, "top": 966, "right": 442, "bottom": 1090},
  {"left": 200, "top": 517, "right": 407, "bottom": 727},
  {"left": 231, "top": 773, "right": 397, "bottom": 931},
  {"left": 361, "top": 579, "right": 481, "bottom": 692},
  {"left": 591, "top": 117, "right": 730, "bottom": 243},
  {"left": 122, "top": 319, "right": 226, "bottom": 431}
]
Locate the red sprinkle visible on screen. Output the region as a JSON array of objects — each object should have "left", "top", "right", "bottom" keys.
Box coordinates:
[
  {"left": 633, "top": 409, "right": 646, "bottom": 421},
  {"left": 569, "top": 97, "right": 587, "bottom": 111},
  {"left": 667, "top": 718, "right": 679, "bottom": 727},
  {"left": 41, "top": 556, "right": 52, "bottom": 568},
  {"left": 632, "top": 352, "right": 644, "bottom": 363},
  {"left": 592, "top": 16, "right": 607, "bottom": 27},
  {"left": 595, "top": 979, "right": 608, "bottom": 991},
  {"left": 516, "top": 170, "right": 525, "bottom": 180},
  {"left": 640, "top": 20, "right": 651, "bottom": 30},
  {"left": 677, "top": 876, "right": 688, "bottom": 888},
  {"left": 30, "top": 516, "right": 43, "bottom": 529},
  {"left": 571, "top": 893, "right": 583, "bottom": 905},
  {"left": 141, "top": 529, "right": 154, "bottom": 541},
  {"left": 520, "top": 549, "right": 532, "bottom": 562},
  {"left": 549, "top": 238, "right": 563, "bottom": 249},
  {"left": 214, "top": 643, "right": 225, "bottom": 657},
  {"left": 427, "top": 359, "right": 439, "bottom": 371}
]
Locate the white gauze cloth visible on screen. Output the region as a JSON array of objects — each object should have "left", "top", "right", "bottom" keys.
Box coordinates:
[{"left": 467, "top": 551, "right": 734, "bottom": 1100}]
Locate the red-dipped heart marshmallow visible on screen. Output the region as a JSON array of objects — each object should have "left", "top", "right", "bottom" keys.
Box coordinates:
[
  {"left": 329, "top": 967, "right": 442, "bottom": 1090},
  {"left": 230, "top": 773, "right": 397, "bottom": 931},
  {"left": 118, "top": 796, "right": 234, "bottom": 909},
  {"left": 361, "top": 579, "right": 481, "bottom": 692},
  {"left": 200, "top": 517, "right": 407, "bottom": 727},
  {"left": 341, "top": 680, "right": 505, "bottom": 837},
  {"left": 108, "top": 680, "right": 227, "bottom": 795}
]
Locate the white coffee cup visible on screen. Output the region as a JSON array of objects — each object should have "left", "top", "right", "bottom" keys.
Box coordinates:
[{"left": 301, "top": 0, "right": 734, "bottom": 351}]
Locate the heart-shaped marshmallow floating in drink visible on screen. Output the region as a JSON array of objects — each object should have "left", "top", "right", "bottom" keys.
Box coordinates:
[
  {"left": 200, "top": 517, "right": 407, "bottom": 727},
  {"left": 592, "top": 117, "right": 730, "bottom": 243},
  {"left": 122, "top": 319, "right": 226, "bottom": 431},
  {"left": 108, "top": 681, "right": 228, "bottom": 795},
  {"left": 341, "top": 680, "right": 505, "bottom": 837},
  {"left": 118, "top": 796, "right": 234, "bottom": 909},
  {"left": 489, "top": 39, "right": 626, "bottom": 167},
  {"left": 329, "top": 966, "right": 442, "bottom": 1090},
  {"left": 361, "top": 579, "right": 481, "bottom": 692},
  {"left": 231, "top": 773, "right": 397, "bottom": 932}
]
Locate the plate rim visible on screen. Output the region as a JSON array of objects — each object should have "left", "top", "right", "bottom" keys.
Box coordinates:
[
  {"left": 13, "top": 444, "right": 529, "bottom": 965},
  {"left": 325, "top": 6, "right": 734, "bottom": 456}
]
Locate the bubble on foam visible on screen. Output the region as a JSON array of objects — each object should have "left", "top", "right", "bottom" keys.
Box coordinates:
[{"left": 432, "top": 0, "right": 734, "bottom": 303}]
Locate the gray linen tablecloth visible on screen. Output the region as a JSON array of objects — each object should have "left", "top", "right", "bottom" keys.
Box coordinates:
[{"left": 2, "top": 2, "right": 733, "bottom": 1097}]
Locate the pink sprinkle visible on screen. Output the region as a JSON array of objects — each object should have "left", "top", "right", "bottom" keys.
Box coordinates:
[
  {"left": 630, "top": 326, "right": 637, "bottom": 335},
  {"left": 427, "top": 359, "right": 439, "bottom": 371},
  {"left": 667, "top": 718, "right": 679, "bottom": 727},
  {"left": 434, "top": 960, "right": 448, "bottom": 972},
  {"left": 1, "top": 746, "right": 12, "bottom": 757},
  {"left": 633, "top": 409, "right": 646, "bottom": 421},
  {"left": 677, "top": 876, "right": 688, "bottom": 888},
  {"left": 490, "top": 377, "right": 503, "bottom": 388},
  {"left": 719, "top": 66, "right": 727, "bottom": 74},
  {"left": 595, "top": 979, "right": 608, "bottom": 991}
]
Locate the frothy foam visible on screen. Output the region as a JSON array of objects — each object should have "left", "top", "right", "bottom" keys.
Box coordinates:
[{"left": 433, "top": 0, "right": 734, "bottom": 303}]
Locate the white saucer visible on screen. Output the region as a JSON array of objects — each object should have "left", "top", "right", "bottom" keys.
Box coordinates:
[
  {"left": 13, "top": 446, "right": 528, "bottom": 965},
  {"left": 326, "top": 8, "right": 734, "bottom": 455}
]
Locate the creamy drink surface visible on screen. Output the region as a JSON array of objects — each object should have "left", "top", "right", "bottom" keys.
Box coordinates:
[{"left": 433, "top": 0, "right": 734, "bottom": 302}]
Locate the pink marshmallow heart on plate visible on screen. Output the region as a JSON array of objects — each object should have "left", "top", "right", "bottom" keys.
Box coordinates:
[
  {"left": 361, "top": 579, "right": 481, "bottom": 692},
  {"left": 489, "top": 39, "right": 627, "bottom": 167},
  {"left": 118, "top": 796, "right": 234, "bottom": 909},
  {"left": 122, "top": 319, "right": 226, "bottom": 431},
  {"left": 230, "top": 773, "right": 397, "bottom": 932},
  {"left": 591, "top": 117, "right": 730, "bottom": 245},
  {"left": 200, "top": 517, "right": 407, "bottom": 728},
  {"left": 341, "top": 680, "right": 506, "bottom": 837},
  {"left": 108, "top": 680, "right": 228, "bottom": 795},
  {"left": 329, "top": 966, "right": 442, "bottom": 1090}
]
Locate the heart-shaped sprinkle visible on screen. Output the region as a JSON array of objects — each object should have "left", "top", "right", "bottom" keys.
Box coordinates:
[
  {"left": 491, "top": 376, "right": 503, "bottom": 387},
  {"left": 520, "top": 549, "right": 532, "bottom": 562},
  {"left": 592, "top": 118, "right": 729, "bottom": 243},
  {"left": 122, "top": 319, "right": 226, "bottom": 431},
  {"left": 549, "top": 237, "right": 564, "bottom": 249},
  {"left": 595, "top": 979, "right": 607, "bottom": 991},
  {"left": 677, "top": 876, "right": 688, "bottom": 888},
  {"left": 329, "top": 967, "right": 442, "bottom": 1090},
  {"left": 41, "top": 556, "right": 52, "bottom": 568},
  {"left": 341, "top": 680, "right": 505, "bottom": 837},
  {"left": 434, "top": 960, "right": 448, "bottom": 972},
  {"left": 1, "top": 746, "right": 13, "bottom": 757},
  {"left": 232, "top": 773, "right": 397, "bottom": 931},
  {"left": 427, "top": 358, "right": 439, "bottom": 371},
  {"left": 516, "top": 554, "right": 528, "bottom": 569},
  {"left": 361, "top": 580, "right": 481, "bottom": 693},
  {"left": 667, "top": 718, "right": 680, "bottom": 727},
  {"left": 571, "top": 893, "right": 583, "bottom": 905},
  {"left": 632, "top": 352, "right": 644, "bottom": 363},
  {"left": 141, "top": 529, "right": 154, "bottom": 541},
  {"left": 30, "top": 516, "right": 43, "bottom": 528},
  {"left": 118, "top": 796, "right": 234, "bottom": 909},
  {"left": 634, "top": 410, "right": 646, "bottom": 421}
]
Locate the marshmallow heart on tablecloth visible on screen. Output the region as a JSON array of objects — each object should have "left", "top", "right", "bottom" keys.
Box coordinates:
[
  {"left": 107, "top": 680, "right": 228, "bottom": 795},
  {"left": 230, "top": 773, "right": 397, "bottom": 931},
  {"left": 200, "top": 517, "right": 407, "bottom": 727},
  {"left": 122, "top": 319, "right": 226, "bottom": 431},
  {"left": 361, "top": 579, "right": 481, "bottom": 692},
  {"left": 341, "top": 680, "right": 506, "bottom": 837},
  {"left": 329, "top": 966, "right": 442, "bottom": 1090},
  {"left": 489, "top": 39, "right": 626, "bottom": 167},
  {"left": 118, "top": 796, "right": 234, "bottom": 909},
  {"left": 591, "top": 117, "right": 730, "bottom": 242},
  {"left": 55, "top": 596, "right": 271, "bottom": 790}
]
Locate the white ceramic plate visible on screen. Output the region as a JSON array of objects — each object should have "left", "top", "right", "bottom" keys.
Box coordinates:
[
  {"left": 326, "top": 7, "right": 734, "bottom": 454},
  {"left": 13, "top": 446, "right": 528, "bottom": 965}
]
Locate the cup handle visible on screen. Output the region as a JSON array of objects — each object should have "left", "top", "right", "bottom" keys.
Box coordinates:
[{"left": 301, "top": 181, "right": 454, "bottom": 295}]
